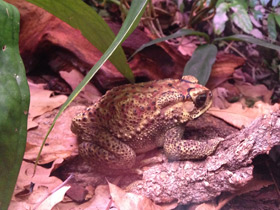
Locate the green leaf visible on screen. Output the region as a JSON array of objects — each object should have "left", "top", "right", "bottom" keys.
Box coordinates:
[
  {"left": 214, "top": 34, "right": 280, "bottom": 51},
  {"left": 234, "top": 0, "right": 248, "bottom": 10},
  {"left": 213, "top": 2, "right": 229, "bottom": 35},
  {"left": 272, "top": 0, "right": 280, "bottom": 6},
  {"left": 130, "top": 29, "right": 209, "bottom": 59},
  {"left": 26, "top": 0, "right": 134, "bottom": 82},
  {"left": 216, "top": 0, "right": 225, "bottom": 7},
  {"left": 0, "top": 1, "right": 30, "bottom": 209},
  {"left": 274, "top": 14, "right": 280, "bottom": 27},
  {"left": 249, "top": 0, "right": 259, "bottom": 7},
  {"left": 268, "top": 13, "right": 277, "bottom": 41},
  {"left": 252, "top": 10, "right": 263, "bottom": 20},
  {"left": 34, "top": 0, "right": 148, "bottom": 173},
  {"left": 260, "top": 0, "right": 270, "bottom": 6},
  {"left": 230, "top": 0, "right": 253, "bottom": 33},
  {"left": 177, "top": 0, "right": 185, "bottom": 12},
  {"left": 183, "top": 44, "right": 217, "bottom": 85}
]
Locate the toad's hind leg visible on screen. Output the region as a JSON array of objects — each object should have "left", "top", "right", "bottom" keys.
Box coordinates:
[
  {"left": 79, "top": 130, "right": 136, "bottom": 170},
  {"left": 163, "top": 125, "right": 222, "bottom": 160}
]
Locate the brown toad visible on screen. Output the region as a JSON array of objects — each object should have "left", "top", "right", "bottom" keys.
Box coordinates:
[{"left": 71, "top": 75, "right": 220, "bottom": 171}]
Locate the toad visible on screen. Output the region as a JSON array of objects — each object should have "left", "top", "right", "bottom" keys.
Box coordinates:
[{"left": 71, "top": 75, "right": 220, "bottom": 171}]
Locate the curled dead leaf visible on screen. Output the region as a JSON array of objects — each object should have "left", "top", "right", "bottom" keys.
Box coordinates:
[
  {"left": 208, "top": 101, "right": 280, "bottom": 129},
  {"left": 60, "top": 70, "right": 101, "bottom": 103},
  {"left": 28, "top": 81, "right": 67, "bottom": 130},
  {"left": 207, "top": 54, "right": 245, "bottom": 89},
  {"left": 108, "top": 182, "right": 176, "bottom": 210}
]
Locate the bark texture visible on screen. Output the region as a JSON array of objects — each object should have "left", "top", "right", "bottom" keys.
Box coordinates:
[{"left": 130, "top": 111, "right": 280, "bottom": 205}]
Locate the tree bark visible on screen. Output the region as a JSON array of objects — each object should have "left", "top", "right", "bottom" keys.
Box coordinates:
[{"left": 130, "top": 111, "right": 280, "bottom": 205}]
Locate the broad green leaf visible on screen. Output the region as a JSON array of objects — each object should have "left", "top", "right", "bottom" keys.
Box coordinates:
[
  {"left": 216, "top": 0, "right": 225, "bottom": 7},
  {"left": 234, "top": 0, "right": 248, "bottom": 10},
  {"left": 272, "top": 0, "right": 280, "bottom": 6},
  {"left": 214, "top": 34, "right": 280, "bottom": 51},
  {"left": 0, "top": 1, "right": 30, "bottom": 209},
  {"left": 230, "top": 0, "right": 253, "bottom": 33},
  {"left": 252, "top": 10, "right": 263, "bottom": 20},
  {"left": 26, "top": 0, "right": 134, "bottom": 82},
  {"left": 177, "top": 0, "right": 185, "bottom": 12},
  {"left": 268, "top": 13, "right": 277, "bottom": 41},
  {"left": 274, "top": 14, "right": 280, "bottom": 27},
  {"left": 260, "top": 0, "right": 270, "bottom": 6},
  {"left": 213, "top": 2, "right": 229, "bottom": 35},
  {"left": 34, "top": 0, "right": 148, "bottom": 172},
  {"left": 183, "top": 44, "right": 217, "bottom": 85},
  {"left": 249, "top": 0, "right": 259, "bottom": 7},
  {"left": 130, "top": 29, "right": 209, "bottom": 58}
]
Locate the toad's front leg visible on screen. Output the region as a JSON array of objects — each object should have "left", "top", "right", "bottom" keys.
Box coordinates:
[{"left": 163, "top": 125, "right": 222, "bottom": 160}]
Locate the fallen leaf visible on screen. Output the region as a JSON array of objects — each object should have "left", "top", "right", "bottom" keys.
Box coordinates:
[
  {"left": 28, "top": 81, "right": 67, "bottom": 130},
  {"left": 36, "top": 185, "right": 71, "bottom": 210},
  {"left": 28, "top": 117, "right": 38, "bottom": 130},
  {"left": 194, "top": 179, "right": 274, "bottom": 210},
  {"left": 108, "top": 182, "right": 171, "bottom": 210},
  {"left": 177, "top": 37, "right": 197, "bottom": 56},
  {"left": 9, "top": 187, "right": 49, "bottom": 210},
  {"left": 51, "top": 201, "right": 80, "bottom": 210},
  {"left": 14, "top": 160, "right": 63, "bottom": 193},
  {"left": 10, "top": 160, "right": 64, "bottom": 210},
  {"left": 211, "top": 87, "right": 231, "bottom": 109},
  {"left": 211, "top": 54, "right": 245, "bottom": 77},
  {"left": 208, "top": 101, "right": 279, "bottom": 128},
  {"left": 235, "top": 82, "right": 273, "bottom": 103},
  {"left": 207, "top": 54, "right": 245, "bottom": 89},
  {"left": 24, "top": 105, "right": 80, "bottom": 164},
  {"left": 60, "top": 70, "right": 101, "bottom": 103},
  {"left": 74, "top": 185, "right": 113, "bottom": 210},
  {"left": 195, "top": 202, "right": 217, "bottom": 210}
]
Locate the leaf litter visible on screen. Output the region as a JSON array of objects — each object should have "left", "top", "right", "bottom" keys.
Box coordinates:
[
  {"left": 13, "top": 77, "right": 280, "bottom": 209},
  {"left": 12, "top": 54, "right": 280, "bottom": 210},
  {"left": 9, "top": 160, "right": 66, "bottom": 210},
  {"left": 28, "top": 81, "right": 68, "bottom": 130}
]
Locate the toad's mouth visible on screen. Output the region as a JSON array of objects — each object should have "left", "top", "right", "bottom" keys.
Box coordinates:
[
  {"left": 187, "top": 89, "right": 212, "bottom": 119},
  {"left": 191, "top": 101, "right": 212, "bottom": 119},
  {"left": 189, "top": 96, "right": 212, "bottom": 119}
]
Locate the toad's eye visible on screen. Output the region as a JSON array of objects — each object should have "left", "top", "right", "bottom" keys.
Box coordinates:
[{"left": 195, "top": 93, "right": 207, "bottom": 108}]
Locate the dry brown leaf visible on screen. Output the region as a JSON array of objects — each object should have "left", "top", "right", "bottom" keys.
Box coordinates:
[
  {"left": 14, "top": 160, "right": 63, "bottom": 193},
  {"left": 208, "top": 101, "right": 279, "bottom": 128},
  {"left": 207, "top": 54, "right": 245, "bottom": 89},
  {"left": 28, "top": 81, "right": 67, "bottom": 118},
  {"left": 9, "top": 186, "right": 49, "bottom": 210},
  {"left": 194, "top": 179, "right": 274, "bottom": 210},
  {"left": 36, "top": 185, "right": 71, "bottom": 210},
  {"left": 25, "top": 105, "right": 80, "bottom": 164},
  {"left": 211, "top": 54, "right": 245, "bottom": 78},
  {"left": 177, "top": 37, "right": 197, "bottom": 56},
  {"left": 28, "top": 117, "right": 38, "bottom": 130},
  {"left": 10, "top": 160, "right": 64, "bottom": 210},
  {"left": 211, "top": 87, "right": 231, "bottom": 109},
  {"left": 28, "top": 81, "right": 67, "bottom": 130},
  {"left": 235, "top": 82, "right": 273, "bottom": 103},
  {"left": 74, "top": 185, "right": 113, "bottom": 210},
  {"left": 55, "top": 185, "right": 114, "bottom": 210},
  {"left": 51, "top": 201, "right": 80, "bottom": 210},
  {"left": 195, "top": 203, "right": 218, "bottom": 210},
  {"left": 60, "top": 70, "right": 101, "bottom": 102},
  {"left": 108, "top": 182, "right": 168, "bottom": 210}
]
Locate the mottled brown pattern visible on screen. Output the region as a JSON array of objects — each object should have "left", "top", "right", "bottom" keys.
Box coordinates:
[{"left": 71, "top": 76, "right": 220, "bottom": 170}]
